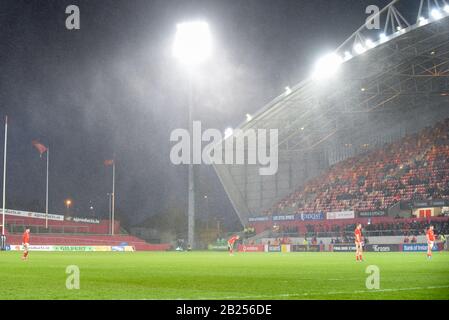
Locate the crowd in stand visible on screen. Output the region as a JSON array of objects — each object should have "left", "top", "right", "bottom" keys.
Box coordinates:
[{"left": 264, "top": 118, "right": 449, "bottom": 215}]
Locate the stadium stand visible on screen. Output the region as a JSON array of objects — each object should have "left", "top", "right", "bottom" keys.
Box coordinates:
[
  {"left": 4, "top": 231, "right": 170, "bottom": 251},
  {"left": 3, "top": 213, "right": 171, "bottom": 251},
  {"left": 267, "top": 118, "right": 449, "bottom": 215}
]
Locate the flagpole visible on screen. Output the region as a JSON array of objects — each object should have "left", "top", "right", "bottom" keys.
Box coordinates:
[
  {"left": 111, "top": 161, "right": 115, "bottom": 236},
  {"left": 2, "top": 116, "right": 8, "bottom": 236},
  {"left": 45, "top": 147, "right": 49, "bottom": 229}
]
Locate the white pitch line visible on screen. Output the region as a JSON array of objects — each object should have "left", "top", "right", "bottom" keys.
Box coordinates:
[{"left": 195, "top": 285, "right": 449, "bottom": 300}]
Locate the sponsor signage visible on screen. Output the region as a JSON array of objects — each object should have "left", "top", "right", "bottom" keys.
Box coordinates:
[
  {"left": 66, "top": 217, "right": 100, "bottom": 224},
  {"left": 8, "top": 245, "right": 135, "bottom": 252},
  {"left": 10, "top": 245, "right": 53, "bottom": 251},
  {"left": 111, "top": 246, "right": 134, "bottom": 252},
  {"left": 53, "top": 246, "right": 95, "bottom": 252},
  {"left": 326, "top": 211, "right": 355, "bottom": 220},
  {"left": 5, "top": 209, "right": 64, "bottom": 221},
  {"left": 402, "top": 243, "right": 439, "bottom": 252},
  {"left": 331, "top": 244, "right": 356, "bottom": 252},
  {"left": 238, "top": 245, "right": 265, "bottom": 252},
  {"left": 272, "top": 215, "right": 295, "bottom": 221},
  {"left": 267, "top": 245, "right": 281, "bottom": 252},
  {"left": 298, "top": 213, "right": 325, "bottom": 221},
  {"left": 248, "top": 216, "right": 270, "bottom": 222},
  {"left": 208, "top": 244, "right": 228, "bottom": 251},
  {"left": 413, "top": 201, "right": 429, "bottom": 208},
  {"left": 5, "top": 209, "right": 101, "bottom": 224},
  {"left": 291, "top": 245, "right": 321, "bottom": 252},
  {"left": 357, "top": 211, "right": 386, "bottom": 217},
  {"left": 95, "top": 246, "right": 113, "bottom": 252},
  {"left": 432, "top": 200, "right": 445, "bottom": 206},
  {"left": 365, "top": 244, "right": 399, "bottom": 252},
  {"left": 412, "top": 199, "right": 448, "bottom": 208}
]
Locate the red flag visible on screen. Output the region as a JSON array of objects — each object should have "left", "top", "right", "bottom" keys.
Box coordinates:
[
  {"left": 104, "top": 160, "right": 114, "bottom": 166},
  {"left": 32, "top": 140, "right": 48, "bottom": 155}
]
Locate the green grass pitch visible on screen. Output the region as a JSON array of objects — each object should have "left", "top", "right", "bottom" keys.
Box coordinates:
[{"left": 1, "top": 251, "right": 448, "bottom": 300}]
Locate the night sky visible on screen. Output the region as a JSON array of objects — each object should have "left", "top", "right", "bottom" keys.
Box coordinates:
[{"left": 0, "top": 0, "right": 392, "bottom": 228}]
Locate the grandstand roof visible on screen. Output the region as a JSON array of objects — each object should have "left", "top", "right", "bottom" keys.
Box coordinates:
[{"left": 213, "top": 0, "right": 449, "bottom": 226}]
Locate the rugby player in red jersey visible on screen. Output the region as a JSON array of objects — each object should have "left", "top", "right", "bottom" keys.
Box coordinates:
[
  {"left": 228, "top": 235, "right": 240, "bottom": 255},
  {"left": 426, "top": 225, "right": 436, "bottom": 260},
  {"left": 21, "top": 227, "right": 30, "bottom": 261},
  {"left": 354, "top": 223, "right": 363, "bottom": 262}
]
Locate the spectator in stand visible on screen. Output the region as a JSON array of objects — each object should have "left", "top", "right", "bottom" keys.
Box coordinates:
[{"left": 404, "top": 236, "right": 410, "bottom": 243}]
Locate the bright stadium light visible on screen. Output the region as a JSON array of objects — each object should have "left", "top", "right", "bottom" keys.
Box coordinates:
[
  {"left": 246, "top": 113, "right": 253, "bottom": 122},
  {"left": 344, "top": 51, "right": 353, "bottom": 61},
  {"left": 312, "top": 53, "right": 343, "bottom": 80},
  {"left": 285, "top": 86, "right": 292, "bottom": 95},
  {"left": 365, "top": 39, "right": 375, "bottom": 49},
  {"left": 173, "top": 21, "right": 213, "bottom": 66},
  {"left": 445, "top": 5, "right": 449, "bottom": 13},
  {"left": 354, "top": 43, "right": 366, "bottom": 55},
  {"left": 224, "top": 128, "right": 234, "bottom": 139},
  {"left": 431, "top": 8, "right": 443, "bottom": 20},
  {"left": 379, "top": 33, "right": 388, "bottom": 41},
  {"left": 418, "top": 16, "right": 429, "bottom": 26}
]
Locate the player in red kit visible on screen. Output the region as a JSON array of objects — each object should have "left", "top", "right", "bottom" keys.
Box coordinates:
[
  {"left": 22, "top": 227, "right": 30, "bottom": 261},
  {"left": 426, "top": 225, "right": 435, "bottom": 260},
  {"left": 354, "top": 223, "right": 363, "bottom": 262},
  {"left": 228, "top": 235, "right": 240, "bottom": 255}
]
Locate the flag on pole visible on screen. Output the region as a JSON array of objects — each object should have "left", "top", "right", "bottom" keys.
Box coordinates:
[
  {"left": 32, "top": 140, "right": 50, "bottom": 229},
  {"left": 104, "top": 159, "right": 114, "bottom": 166},
  {"left": 32, "top": 140, "right": 48, "bottom": 157}
]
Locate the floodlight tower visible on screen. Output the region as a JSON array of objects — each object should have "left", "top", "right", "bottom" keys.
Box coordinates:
[{"left": 173, "top": 21, "right": 212, "bottom": 249}]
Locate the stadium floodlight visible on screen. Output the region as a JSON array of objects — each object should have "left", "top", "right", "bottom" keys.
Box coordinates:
[
  {"left": 285, "top": 86, "right": 292, "bottom": 95},
  {"left": 173, "top": 21, "right": 213, "bottom": 67},
  {"left": 354, "top": 43, "right": 366, "bottom": 55},
  {"left": 224, "top": 128, "right": 234, "bottom": 139},
  {"left": 172, "top": 21, "right": 213, "bottom": 250},
  {"left": 246, "top": 113, "right": 253, "bottom": 122},
  {"left": 365, "top": 39, "right": 375, "bottom": 49},
  {"left": 418, "top": 17, "right": 429, "bottom": 26},
  {"left": 379, "top": 33, "right": 388, "bottom": 41},
  {"left": 431, "top": 9, "right": 443, "bottom": 20},
  {"left": 312, "top": 53, "right": 343, "bottom": 80},
  {"left": 344, "top": 51, "right": 352, "bottom": 61}
]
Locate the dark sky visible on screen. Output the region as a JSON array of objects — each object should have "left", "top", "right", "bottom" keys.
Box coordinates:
[{"left": 0, "top": 0, "right": 392, "bottom": 227}]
